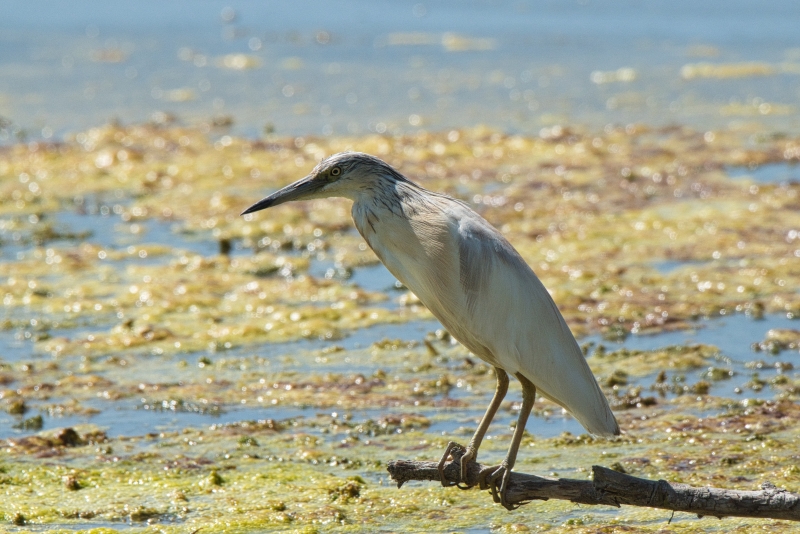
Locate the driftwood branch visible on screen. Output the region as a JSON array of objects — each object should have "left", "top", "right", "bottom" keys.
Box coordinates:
[{"left": 387, "top": 445, "right": 800, "bottom": 521}]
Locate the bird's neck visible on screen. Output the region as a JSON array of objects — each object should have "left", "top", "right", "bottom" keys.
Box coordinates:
[{"left": 353, "top": 177, "right": 407, "bottom": 212}]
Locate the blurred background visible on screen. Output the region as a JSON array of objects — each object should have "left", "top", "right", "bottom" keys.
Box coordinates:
[{"left": 2, "top": 0, "right": 800, "bottom": 142}]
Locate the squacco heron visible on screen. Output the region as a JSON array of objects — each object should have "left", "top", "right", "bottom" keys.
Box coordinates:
[{"left": 242, "top": 152, "right": 619, "bottom": 509}]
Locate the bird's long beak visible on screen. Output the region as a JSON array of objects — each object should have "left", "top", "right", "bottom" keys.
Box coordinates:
[{"left": 241, "top": 175, "right": 324, "bottom": 215}]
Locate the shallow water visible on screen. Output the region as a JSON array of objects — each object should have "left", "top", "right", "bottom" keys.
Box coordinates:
[
  {"left": 651, "top": 259, "right": 710, "bottom": 274},
  {"left": 1, "top": 199, "right": 799, "bottom": 442},
  {"left": 586, "top": 313, "right": 800, "bottom": 399},
  {"left": 2, "top": 273, "right": 795, "bottom": 440},
  {"left": 6, "top": 523, "right": 137, "bottom": 532},
  {"left": 727, "top": 162, "right": 800, "bottom": 184},
  {"left": 2, "top": 0, "right": 800, "bottom": 141}
]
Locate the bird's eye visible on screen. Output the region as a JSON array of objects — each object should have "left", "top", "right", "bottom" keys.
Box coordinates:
[{"left": 330, "top": 167, "right": 341, "bottom": 177}]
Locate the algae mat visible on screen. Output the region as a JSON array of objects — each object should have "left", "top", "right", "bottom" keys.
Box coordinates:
[{"left": 1, "top": 123, "right": 800, "bottom": 532}]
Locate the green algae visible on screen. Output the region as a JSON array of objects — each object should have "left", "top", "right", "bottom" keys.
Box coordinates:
[
  {"left": 2, "top": 123, "right": 800, "bottom": 532},
  {"left": 2, "top": 336, "right": 798, "bottom": 531},
  {"left": 2, "top": 404, "right": 799, "bottom": 533},
  {"left": 2, "top": 123, "right": 800, "bottom": 343}
]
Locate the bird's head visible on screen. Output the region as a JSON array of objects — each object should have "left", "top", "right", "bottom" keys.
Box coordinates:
[{"left": 241, "top": 152, "right": 402, "bottom": 215}]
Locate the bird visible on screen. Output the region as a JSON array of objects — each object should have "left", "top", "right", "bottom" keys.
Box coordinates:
[{"left": 242, "top": 152, "right": 619, "bottom": 509}]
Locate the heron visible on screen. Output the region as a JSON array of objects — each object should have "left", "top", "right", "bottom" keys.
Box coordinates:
[{"left": 242, "top": 152, "right": 620, "bottom": 509}]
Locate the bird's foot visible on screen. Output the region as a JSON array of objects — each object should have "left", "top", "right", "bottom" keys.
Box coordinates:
[
  {"left": 456, "top": 446, "right": 477, "bottom": 490},
  {"left": 436, "top": 441, "right": 465, "bottom": 488},
  {"left": 478, "top": 461, "right": 518, "bottom": 510}
]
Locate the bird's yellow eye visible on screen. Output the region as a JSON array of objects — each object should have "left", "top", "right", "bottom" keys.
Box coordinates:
[{"left": 330, "top": 167, "right": 341, "bottom": 177}]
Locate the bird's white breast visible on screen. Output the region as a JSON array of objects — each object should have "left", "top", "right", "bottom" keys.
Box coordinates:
[{"left": 352, "top": 195, "right": 502, "bottom": 364}]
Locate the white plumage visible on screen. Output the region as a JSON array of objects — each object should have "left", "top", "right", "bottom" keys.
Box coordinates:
[
  {"left": 353, "top": 194, "right": 617, "bottom": 437},
  {"left": 243, "top": 152, "right": 619, "bottom": 509}
]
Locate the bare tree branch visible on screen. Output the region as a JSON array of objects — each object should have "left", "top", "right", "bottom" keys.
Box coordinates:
[{"left": 386, "top": 445, "right": 800, "bottom": 521}]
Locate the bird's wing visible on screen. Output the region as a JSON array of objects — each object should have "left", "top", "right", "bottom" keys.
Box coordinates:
[
  {"left": 356, "top": 194, "right": 618, "bottom": 437},
  {"left": 452, "top": 207, "right": 619, "bottom": 437}
]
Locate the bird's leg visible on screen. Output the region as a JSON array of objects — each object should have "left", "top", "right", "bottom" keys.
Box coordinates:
[
  {"left": 455, "top": 368, "right": 509, "bottom": 488},
  {"left": 436, "top": 368, "right": 508, "bottom": 488},
  {"left": 479, "top": 373, "right": 536, "bottom": 510}
]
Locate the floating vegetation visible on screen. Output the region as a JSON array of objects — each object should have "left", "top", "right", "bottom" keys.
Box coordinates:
[
  {"left": 1, "top": 122, "right": 800, "bottom": 531},
  {"left": 753, "top": 328, "right": 800, "bottom": 354},
  {"left": 681, "top": 61, "right": 777, "bottom": 79}
]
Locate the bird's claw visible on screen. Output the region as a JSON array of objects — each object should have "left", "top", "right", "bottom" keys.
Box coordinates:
[
  {"left": 478, "top": 462, "right": 518, "bottom": 510},
  {"left": 439, "top": 443, "right": 519, "bottom": 509},
  {"left": 457, "top": 446, "right": 477, "bottom": 489},
  {"left": 437, "top": 441, "right": 479, "bottom": 489},
  {"left": 436, "top": 441, "right": 464, "bottom": 487}
]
